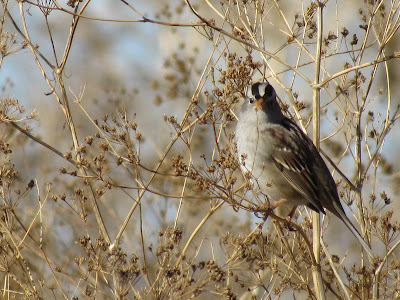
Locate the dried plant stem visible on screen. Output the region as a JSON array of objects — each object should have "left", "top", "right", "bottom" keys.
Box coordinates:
[
  {"left": 7, "top": 121, "right": 76, "bottom": 166},
  {"left": 321, "top": 240, "right": 350, "bottom": 300},
  {"left": 13, "top": 0, "right": 112, "bottom": 246},
  {"left": 185, "top": 0, "right": 311, "bottom": 84},
  {"left": 3, "top": 0, "right": 400, "bottom": 298},
  {"left": 311, "top": 2, "right": 325, "bottom": 300},
  {"left": 113, "top": 98, "right": 199, "bottom": 245},
  {"left": 175, "top": 201, "right": 224, "bottom": 267},
  {"left": 58, "top": 0, "right": 91, "bottom": 72},
  {"left": 373, "top": 238, "right": 400, "bottom": 299},
  {"left": 60, "top": 81, "right": 112, "bottom": 245}
]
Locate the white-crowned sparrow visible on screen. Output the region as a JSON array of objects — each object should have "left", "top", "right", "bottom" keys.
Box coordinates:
[{"left": 236, "top": 82, "right": 373, "bottom": 257}]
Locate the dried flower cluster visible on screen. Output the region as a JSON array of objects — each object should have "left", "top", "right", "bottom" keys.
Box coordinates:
[{"left": 0, "top": 0, "right": 400, "bottom": 299}]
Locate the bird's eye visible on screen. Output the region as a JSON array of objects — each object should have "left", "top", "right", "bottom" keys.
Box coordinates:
[{"left": 249, "top": 98, "right": 255, "bottom": 104}]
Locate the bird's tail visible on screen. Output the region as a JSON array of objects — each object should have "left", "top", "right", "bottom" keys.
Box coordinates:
[{"left": 332, "top": 201, "right": 374, "bottom": 259}]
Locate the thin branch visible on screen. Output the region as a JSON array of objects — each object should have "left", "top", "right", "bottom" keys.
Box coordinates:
[{"left": 311, "top": 2, "right": 325, "bottom": 300}]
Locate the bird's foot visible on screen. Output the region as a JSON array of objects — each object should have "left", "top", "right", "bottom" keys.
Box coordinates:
[
  {"left": 254, "top": 203, "right": 274, "bottom": 220},
  {"left": 283, "top": 219, "right": 296, "bottom": 231}
]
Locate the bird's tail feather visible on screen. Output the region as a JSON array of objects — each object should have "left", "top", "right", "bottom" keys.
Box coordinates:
[{"left": 332, "top": 201, "right": 374, "bottom": 258}]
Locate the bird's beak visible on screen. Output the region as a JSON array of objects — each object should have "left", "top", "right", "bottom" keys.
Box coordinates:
[{"left": 255, "top": 98, "right": 264, "bottom": 109}]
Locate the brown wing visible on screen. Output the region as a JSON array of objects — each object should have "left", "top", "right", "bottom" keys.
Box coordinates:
[{"left": 265, "top": 122, "right": 325, "bottom": 213}]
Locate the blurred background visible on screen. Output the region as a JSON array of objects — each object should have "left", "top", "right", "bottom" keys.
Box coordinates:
[{"left": 1, "top": 0, "right": 400, "bottom": 299}]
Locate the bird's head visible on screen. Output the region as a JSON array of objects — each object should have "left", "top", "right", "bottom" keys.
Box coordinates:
[{"left": 251, "top": 82, "right": 276, "bottom": 109}]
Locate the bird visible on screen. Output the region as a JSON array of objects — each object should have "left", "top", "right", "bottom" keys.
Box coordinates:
[{"left": 235, "top": 81, "right": 374, "bottom": 258}]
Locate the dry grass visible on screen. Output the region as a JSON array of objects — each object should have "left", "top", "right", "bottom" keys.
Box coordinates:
[{"left": 1, "top": 0, "right": 400, "bottom": 299}]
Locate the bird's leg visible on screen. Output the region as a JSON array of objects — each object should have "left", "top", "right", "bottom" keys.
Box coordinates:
[
  {"left": 255, "top": 199, "right": 287, "bottom": 224},
  {"left": 268, "top": 200, "right": 297, "bottom": 231},
  {"left": 285, "top": 206, "right": 298, "bottom": 231},
  {"left": 259, "top": 200, "right": 298, "bottom": 231},
  {"left": 287, "top": 206, "right": 298, "bottom": 220}
]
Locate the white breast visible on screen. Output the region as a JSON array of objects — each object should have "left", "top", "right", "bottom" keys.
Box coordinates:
[
  {"left": 236, "top": 105, "right": 271, "bottom": 189},
  {"left": 235, "top": 103, "right": 299, "bottom": 203}
]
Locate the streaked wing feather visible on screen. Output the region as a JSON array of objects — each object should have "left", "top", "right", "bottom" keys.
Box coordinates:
[{"left": 265, "top": 125, "right": 325, "bottom": 213}]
